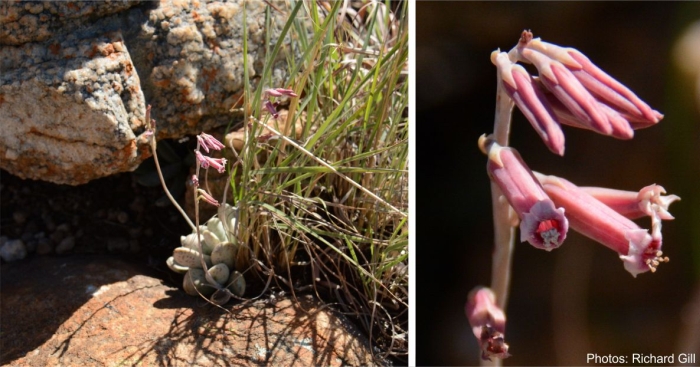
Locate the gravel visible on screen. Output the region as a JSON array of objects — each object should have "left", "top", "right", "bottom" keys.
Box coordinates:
[{"left": 0, "top": 168, "right": 190, "bottom": 262}]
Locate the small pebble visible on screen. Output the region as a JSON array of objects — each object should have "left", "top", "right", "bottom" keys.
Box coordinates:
[
  {"left": 107, "top": 238, "right": 129, "bottom": 253},
  {"left": 129, "top": 239, "right": 141, "bottom": 253},
  {"left": 117, "top": 211, "right": 129, "bottom": 224},
  {"left": 24, "top": 240, "right": 37, "bottom": 253},
  {"left": 49, "top": 199, "right": 62, "bottom": 211},
  {"left": 44, "top": 217, "right": 56, "bottom": 232},
  {"left": 36, "top": 238, "right": 53, "bottom": 255},
  {"left": 55, "top": 236, "right": 75, "bottom": 254},
  {"left": 24, "top": 220, "right": 39, "bottom": 234},
  {"left": 56, "top": 223, "right": 71, "bottom": 232},
  {"left": 0, "top": 239, "right": 27, "bottom": 262},
  {"left": 21, "top": 232, "right": 34, "bottom": 243},
  {"left": 50, "top": 230, "right": 66, "bottom": 244},
  {"left": 13, "top": 210, "right": 28, "bottom": 225},
  {"left": 129, "top": 196, "right": 146, "bottom": 212},
  {"left": 128, "top": 227, "right": 142, "bottom": 239}
]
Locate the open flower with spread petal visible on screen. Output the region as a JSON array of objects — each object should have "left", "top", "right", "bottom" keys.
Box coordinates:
[
  {"left": 195, "top": 150, "right": 227, "bottom": 173},
  {"left": 481, "top": 136, "right": 568, "bottom": 251},
  {"left": 580, "top": 184, "right": 680, "bottom": 221},
  {"left": 465, "top": 287, "right": 510, "bottom": 361},
  {"left": 536, "top": 173, "right": 671, "bottom": 277}
]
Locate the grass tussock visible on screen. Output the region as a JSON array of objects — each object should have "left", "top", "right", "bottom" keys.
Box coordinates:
[{"left": 220, "top": 0, "right": 408, "bottom": 361}]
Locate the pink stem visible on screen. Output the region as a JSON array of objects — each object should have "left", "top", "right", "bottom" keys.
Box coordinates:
[{"left": 483, "top": 72, "right": 516, "bottom": 367}]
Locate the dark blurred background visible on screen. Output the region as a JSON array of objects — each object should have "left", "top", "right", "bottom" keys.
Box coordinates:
[{"left": 416, "top": 2, "right": 700, "bottom": 366}]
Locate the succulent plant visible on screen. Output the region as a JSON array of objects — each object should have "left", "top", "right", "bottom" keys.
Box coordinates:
[{"left": 166, "top": 204, "right": 245, "bottom": 304}]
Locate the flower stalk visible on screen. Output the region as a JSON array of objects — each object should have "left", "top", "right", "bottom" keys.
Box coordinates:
[
  {"left": 145, "top": 105, "right": 196, "bottom": 231},
  {"left": 488, "top": 64, "right": 517, "bottom": 315}
]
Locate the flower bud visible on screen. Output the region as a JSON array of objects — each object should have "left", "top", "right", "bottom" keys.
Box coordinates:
[
  {"left": 197, "top": 133, "right": 225, "bottom": 153},
  {"left": 524, "top": 37, "right": 663, "bottom": 127},
  {"left": 534, "top": 80, "right": 634, "bottom": 140},
  {"left": 492, "top": 51, "right": 565, "bottom": 155},
  {"left": 517, "top": 47, "right": 613, "bottom": 136}
]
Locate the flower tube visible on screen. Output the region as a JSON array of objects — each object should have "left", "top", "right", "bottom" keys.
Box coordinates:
[
  {"left": 195, "top": 150, "right": 227, "bottom": 173},
  {"left": 481, "top": 137, "right": 568, "bottom": 250},
  {"left": 197, "top": 133, "right": 225, "bottom": 153},
  {"left": 465, "top": 287, "right": 510, "bottom": 361},
  {"left": 536, "top": 173, "right": 669, "bottom": 277},
  {"left": 516, "top": 46, "right": 613, "bottom": 136},
  {"left": 492, "top": 51, "right": 566, "bottom": 155},
  {"left": 534, "top": 78, "right": 634, "bottom": 140},
  {"left": 523, "top": 37, "right": 663, "bottom": 127},
  {"left": 580, "top": 184, "right": 680, "bottom": 221}
]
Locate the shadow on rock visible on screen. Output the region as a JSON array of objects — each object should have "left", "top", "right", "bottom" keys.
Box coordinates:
[
  {"left": 2, "top": 255, "right": 378, "bottom": 366},
  {"left": 0, "top": 255, "right": 143, "bottom": 363}
]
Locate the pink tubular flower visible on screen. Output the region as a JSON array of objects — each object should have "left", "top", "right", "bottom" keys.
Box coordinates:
[
  {"left": 197, "top": 189, "right": 220, "bottom": 207},
  {"left": 196, "top": 133, "right": 225, "bottom": 153},
  {"left": 195, "top": 150, "right": 227, "bottom": 173},
  {"left": 535, "top": 78, "right": 634, "bottom": 140},
  {"left": 465, "top": 287, "right": 510, "bottom": 361},
  {"left": 190, "top": 174, "right": 199, "bottom": 187},
  {"left": 536, "top": 173, "right": 669, "bottom": 277},
  {"left": 492, "top": 51, "right": 565, "bottom": 155},
  {"left": 264, "top": 100, "right": 280, "bottom": 119},
  {"left": 580, "top": 184, "right": 680, "bottom": 221},
  {"left": 523, "top": 37, "right": 663, "bottom": 127},
  {"left": 516, "top": 46, "right": 613, "bottom": 136},
  {"left": 481, "top": 137, "right": 568, "bottom": 250},
  {"left": 264, "top": 87, "right": 299, "bottom": 98}
]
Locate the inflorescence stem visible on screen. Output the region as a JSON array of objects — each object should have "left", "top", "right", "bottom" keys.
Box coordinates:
[
  {"left": 146, "top": 106, "right": 196, "bottom": 232},
  {"left": 484, "top": 64, "right": 517, "bottom": 367}
]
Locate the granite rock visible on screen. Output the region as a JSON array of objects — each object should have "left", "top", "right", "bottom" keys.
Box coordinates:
[
  {"left": 0, "top": 255, "right": 378, "bottom": 366},
  {"left": 0, "top": 239, "right": 27, "bottom": 262},
  {"left": 0, "top": 1, "right": 294, "bottom": 185}
]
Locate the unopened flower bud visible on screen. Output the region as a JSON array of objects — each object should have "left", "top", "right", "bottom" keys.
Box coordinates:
[
  {"left": 197, "top": 133, "right": 225, "bottom": 153},
  {"left": 522, "top": 37, "right": 663, "bottom": 127},
  {"left": 517, "top": 47, "right": 613, "bottom": 136},
  {"left": 197, "top": 189, "right": 220, "bottom": 207},
  {"left": 264, "top": 87, "right": 299, "bottom": 98},
  {"left": 492, "top": 51, "right": 565, "bottom": 155},
  {"left": 534, "top": 80, "right": 634, "bottom": 140}
]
